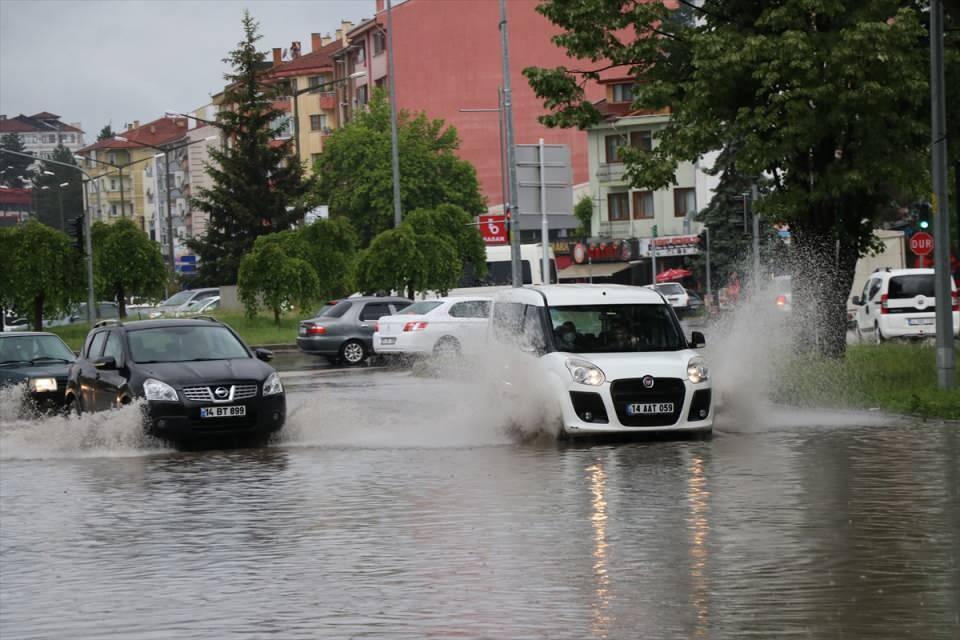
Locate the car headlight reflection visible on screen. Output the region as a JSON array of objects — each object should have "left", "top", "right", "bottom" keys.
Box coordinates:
[
  {"left": 29, "top": 377, "right": 57, "bottom": 393},
  {"left": 263, "top": 372, "right": 283, "bottom": 396},
  {"left": 565, "top": 358, "right": 606, "bottom": 386},
  {"left": 687, "top": 357, "right": 709, "bottom": 384},
  {"left": 143, "top": 378, "right": 178, "bottom": 402}
]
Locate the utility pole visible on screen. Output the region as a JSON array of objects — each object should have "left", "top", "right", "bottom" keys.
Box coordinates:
[
  {"left": 752, "top": 184, "right": 760, "bottom": 282},
  {"left": 387, "top": 0, "right": 402, "bottom": 227},
  {"left": 930, "top": 0, "right": 955, "bottom": 388},
  {"left": 499, "top": 0, "right": 521, "bottom": 287},
  {"left": 705, "top": 225, "right": 712, "bottom": 306}
]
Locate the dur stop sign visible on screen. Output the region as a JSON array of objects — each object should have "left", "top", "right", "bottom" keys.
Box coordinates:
[{"left": 910, "top": 231, "right": 933, "bottom": 256}]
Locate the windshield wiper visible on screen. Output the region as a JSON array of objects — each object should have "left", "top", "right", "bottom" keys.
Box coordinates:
[
  {"left": 31, "top": 357, "right": 73, "bottom": 363},
  {"left": 0, "top": 360, "right": 32, "bottom": 366}
]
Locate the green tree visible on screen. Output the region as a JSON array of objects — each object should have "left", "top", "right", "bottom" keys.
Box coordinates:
[
  {"left": 573, "top": 194, "right": 593, "bottom": 238},
  {"left": 6, "top": 221, "right": 84, "bottom": 330},
  {"left": 525, "top": 0, "right": 938, "bottom": 356},
  {"left": 316, "top": 90, "right": 486, "bottom": 246},
  {"left": 188, "top": 11, "right": 316, "bottom": 286},
  {"left": 237, "top": 234, "right": 320, "bottom": 325},
  {"left": 90, "top": 219, "right": 166, "bottom": 318},
  {"left": 32, "top": 144, "right": 83, "bottom": 232},
  {"left": 404, "top": 204, "right": 487, "bottom": 281},
  {"left": 356, "top": 226, "right": 421, "bottom": 298},
  {"left": 0, "top": 133, "right": 32, "bottom": 187},
  {"left": 292, "top": 217, "right": 360, "bottom": 301},
  {"left": 0, "top": 227, "right": 15, "bottom": 317},
  {"left": 96, "top": 124, "right": 114, "bottom": 142}
]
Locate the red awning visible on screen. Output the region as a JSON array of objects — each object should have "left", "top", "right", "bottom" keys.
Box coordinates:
[{"left": 656, "top": 268, "right": 691, "bottom": 283}]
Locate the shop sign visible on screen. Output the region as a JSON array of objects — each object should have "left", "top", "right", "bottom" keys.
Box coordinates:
[{"left": 569, "top": 238, "right": 637, "bottom": 264}]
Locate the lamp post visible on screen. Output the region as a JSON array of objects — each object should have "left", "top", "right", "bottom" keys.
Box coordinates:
[
  {"left": 386, "top": 0, "right": 402, "bottom": 227},
  {"left": 115, "top": 135, "right": 217, "bottom": 276},
  {"left": 56, "top": 181, "right": 69, "bottom": 231},
  {"left": 1, "top": 148, "right": 100, "bottom": 325}
]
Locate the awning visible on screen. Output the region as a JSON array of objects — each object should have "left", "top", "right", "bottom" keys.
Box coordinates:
[{"left": 558, "top": 262, "right": 632, "bottom": 280}]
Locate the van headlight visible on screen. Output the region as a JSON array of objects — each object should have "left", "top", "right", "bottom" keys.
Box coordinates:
[
  {"left": 29, "top": 377, "right": 57, "bottom": 392},
  {"left": 565, "top": 358, "right": 606, "bottom": 386},
  {"left": 687, "top": 357, "right": 709, "bottom": 384},
  {"left": 263, "top": 372, "right": 283, "bottom": 396},
  {"left": 143, "top": 378, "right": 178, "bottom": 402}
]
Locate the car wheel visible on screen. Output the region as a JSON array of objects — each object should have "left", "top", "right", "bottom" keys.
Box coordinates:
[
  {"left": 340, "top": 340, "right": 367, "bottom": 366},
  {"left": 855, "top": 326, "right": 865, "bottom": 344},
  {"left": 874, "top": 323, "right": 884, "bottom": 345},
  {"left": 66, "top": 395, "right": 82, "bottom": 416},
  {"left": 433, "top": 336, "right": 461, "bottom": 359}
]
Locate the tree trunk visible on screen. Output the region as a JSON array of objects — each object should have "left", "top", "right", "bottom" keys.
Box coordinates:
[
  {"left": 117, "top": 283, "right": 126, "bottom": 319},
  {"left": 32, "top": 293, "right": 44, "bottom": 332},
  {"left": 273, "top": 306, "right": 281, "bottom": 326},
  {"left": 406, "top": 282, "right": 415, "bottom": 301}
]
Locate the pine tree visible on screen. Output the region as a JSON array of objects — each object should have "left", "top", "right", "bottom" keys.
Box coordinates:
[
  {"left": 96, "top": 125, "right": 114, "bottom": 142},
  {"left": 0, "top": 133, "right": 33, "bottom": 187},
  {"left": 187, "top": 11, "right": 315, "bottom": 285}
]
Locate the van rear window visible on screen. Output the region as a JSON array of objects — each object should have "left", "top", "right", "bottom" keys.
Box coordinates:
[{"left": 888, "top": 275, "right": 934, "bottom": 299}]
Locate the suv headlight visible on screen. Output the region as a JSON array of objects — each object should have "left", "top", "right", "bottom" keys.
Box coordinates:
[
  {"left": 565, "top": 358, "right": 606, "bottom": 386},
  {"left": 687, "top": 357, "right": 709, "bottom": 384},
  {"left": 263, "top": 372, "right": 283, "bottom": 396},
  {"left": 29, "top": 377, "right": 58, "bottom": 392},
  {"left": 143, "top": 378, "right": 178, "bottom": 402}
]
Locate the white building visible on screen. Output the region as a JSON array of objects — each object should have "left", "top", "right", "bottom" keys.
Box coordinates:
[{"left": 0, "top": 112, "right": 85, "bottom": 160}]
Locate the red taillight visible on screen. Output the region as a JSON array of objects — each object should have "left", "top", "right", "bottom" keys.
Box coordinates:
[
  {"left": 306, "top": 324, "right": 326, "bottom": 335},
  {"left": 776, "top": 295, "right": 787, "bottom": 306},
  {"left": 880, "top": 293, "right": 889, "bottom": 315},
  {"left": 374, "top": 322, "right": 379, "bottom": 332},
  {"left": 952, "top": 291, "right": 958, "bottom": 312},
  {"left": 403, "top": 321, "right": 428, "bottom": 332}
]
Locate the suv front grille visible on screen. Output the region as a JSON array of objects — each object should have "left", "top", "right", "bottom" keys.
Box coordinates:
[
  {"left": 610, "top": 377, "right": 685, "bottom": 427},
  {"left": 182, "top": 384, "right": 259, "bottom": 403}
]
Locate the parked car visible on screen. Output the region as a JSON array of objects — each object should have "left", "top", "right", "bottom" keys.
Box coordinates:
[
  {"left": 64, "top": 318, "right": 285, "bottom": 442},
  {"left": 490, "top": 284, "right": 712, "bottom": 438},
  {"left": 297, "top": 296, "right": 412, "bottom": 365},
  {"left": 685, "top": 290, "right": 705, "bottom": 316},
  {"left": 772, "top": 275, "right": 792, "bottom": 314},
  {"left": 0, "top": 332, "right": 77, "bottom": 413},
  {"left": 148, "top": 288, "right": 220, "bottom": 318},
  {"left": 373, "top": 296, "right": 492, "bottom": 358},
  {"left": 2, "top": 313, "right": 29, "bottom": 332},
  {"left": 46, "top": 301, "right": 120, "bottom": 327},
  {"left": 852, "top": 268, "right": 959, "bottom": 343},
  {"left": 174, "top": 296, "right": 220, "bottom": 317},
  {"left": 644, "top": 283, "right": 691, "bottom": 315}
]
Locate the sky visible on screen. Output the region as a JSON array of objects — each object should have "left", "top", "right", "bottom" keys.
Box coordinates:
[{"left": 0, "top": 0, "right": 376, "bottom": 139}]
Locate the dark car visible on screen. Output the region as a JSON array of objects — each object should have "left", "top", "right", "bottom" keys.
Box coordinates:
[
  {"left": 65, "top": 318, "right": 285, "bottom": 442},
  {"left": 297, "top": 296, "right": 412, "bottom": 365},
  {"left": 0, "top": 332, "right": 76, "bottom": 412}
]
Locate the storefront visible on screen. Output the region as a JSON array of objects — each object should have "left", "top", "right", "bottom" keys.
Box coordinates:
[{"left": 558, "top": 234, "right": 702, "bottom": 286}]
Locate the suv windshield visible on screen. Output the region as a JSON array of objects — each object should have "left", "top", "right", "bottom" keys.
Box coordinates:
[
  {"left": 0, "top": 335, "right": 76, "bottom": 364},
  {"left": 888, "top": 274, "right": 935, "bottom": 299},
  {"left": 549, "top": 304, "right": 686, "bottom": 353},
  {"left": 128, "top": 326, "right": 249, "bottom": 363},
  {"left": 160, "top": 291, "right": 195, "bottom": 307}
]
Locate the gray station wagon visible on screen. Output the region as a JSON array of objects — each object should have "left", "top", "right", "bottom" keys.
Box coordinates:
[{"left": 296, "top": 296, "right": 412, "bottom": 365}]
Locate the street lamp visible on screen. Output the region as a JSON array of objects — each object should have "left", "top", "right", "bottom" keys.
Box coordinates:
[
  {"left": 114, "top": 134, "right": 217, "bottom": 275},
  {"left": 0, "top": 148, "right": 101, "bottom": 325}
]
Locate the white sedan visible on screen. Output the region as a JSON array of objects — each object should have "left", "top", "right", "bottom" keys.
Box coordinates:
[{"left": 373, "top": 296, "right": 492, "bottom": 357}]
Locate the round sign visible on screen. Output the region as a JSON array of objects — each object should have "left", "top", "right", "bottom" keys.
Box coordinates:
[{"left": 910, "top": 231, "right": 934, "bottom": 256}]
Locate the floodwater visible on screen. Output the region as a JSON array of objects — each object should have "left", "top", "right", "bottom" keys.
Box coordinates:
[{"left": 1, "top": 370, "right": 958, "bottom": 639}]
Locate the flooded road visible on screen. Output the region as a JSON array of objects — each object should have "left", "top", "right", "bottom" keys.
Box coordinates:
[{"left": 1, "top": 371, "right": 958, "bottom": 639}]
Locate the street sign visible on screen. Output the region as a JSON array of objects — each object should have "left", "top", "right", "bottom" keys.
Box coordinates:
[
  {"left": 910, "top": 231, "right": 934, "bottom": 256},
  {"left": 515, "top": 143, "right": 575, "bottom": 231},
  {"left": 479, "top": 214, "right": 508, "bottom": 245}
]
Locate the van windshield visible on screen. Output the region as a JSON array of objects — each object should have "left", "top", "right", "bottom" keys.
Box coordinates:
[{"left": 549, "top": 304, "right": 686, "bottom": 353}]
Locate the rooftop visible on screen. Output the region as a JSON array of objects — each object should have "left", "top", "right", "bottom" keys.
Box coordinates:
[
  {"left": 0, "top": 113, "right": 83, "bottom": 135},
  {"left": 78, "top": 117, "right": 188, "bottom": 153}
]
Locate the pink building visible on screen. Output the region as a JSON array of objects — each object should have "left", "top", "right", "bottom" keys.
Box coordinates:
[{"left": 341, "top": 0, "right": 605, "bottom": 217}]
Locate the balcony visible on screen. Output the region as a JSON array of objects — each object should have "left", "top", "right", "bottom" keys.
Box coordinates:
[
  {"left": 318, "top": 93, "right": 336, "bottom": 110},
  {"left": 596, "top": 163, "right": 626, "bottom": 184}
]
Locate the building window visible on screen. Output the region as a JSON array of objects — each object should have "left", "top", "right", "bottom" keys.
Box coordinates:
[
  {"left": 630, "top": 130, "right": 652, "bottom": 151},
  {"left": 611, "top": 83, "right": 633, "bottom": 103},
  {"left": 373, "top": 31, "right": 386, "bottom": 56},
  {"left": 604, "top": 135, "right": 625, "bottom": 164},
  {"left": 310, "top": 114, "right": 327, "bottom": 131},
  {"left": 110, "top": 178, "right": 117, "bottom": 191},
  {"left": 674, "top": 188, "right": 696, "bottom": 218},
  {"left": 356, "top": 44, "right": 366, "bottom": 65},
  {"left": 311, "top": 153, "right": 322, "bottom": 166},
  {"left": 357, "top": 85, "right": 368, "bottom": 106},
  {"left": 633, "top": 191, "right": 654, "bottom": 219},
  {"left": 607, "top": 192, "right": 629, "bottom": 221},
  {"left": 308, "top": 75, "right": 322, "bottom": 89}
]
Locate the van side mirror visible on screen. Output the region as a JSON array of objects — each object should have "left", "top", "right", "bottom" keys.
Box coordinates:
[
  {"left": 690, "top": 331, "right": 706, "bottom": 348},
  {"left": 851, "top": 295, "right": 861, "bottom": 306},
  {"left": 94, "top": 356, "right": 117, "bottom": 370}
]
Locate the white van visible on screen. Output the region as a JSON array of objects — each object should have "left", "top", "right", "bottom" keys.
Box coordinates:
[
  {"left": 852, "top": 268, "right": 958, "bottom": 342},
  {"left": 490, "top": 284, "right": 713, "bottom": 438}
]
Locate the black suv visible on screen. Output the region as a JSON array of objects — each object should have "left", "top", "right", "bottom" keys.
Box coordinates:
[{"left": 65, "top": 318, "right": 285, "bottom": 441}]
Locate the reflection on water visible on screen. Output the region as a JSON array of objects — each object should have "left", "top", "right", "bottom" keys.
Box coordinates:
[{"left": 1, "top": 414, "right": 958, "bottom": 638}]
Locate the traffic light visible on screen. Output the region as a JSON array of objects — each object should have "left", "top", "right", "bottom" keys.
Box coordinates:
[
  {"left": 68, "top": 215, "right": 84, "bottom": 252},
  {"left": 651, "top": 224, "right": 658, "bottom": 238},
  {"left": 917, "top": 203, "right": 931, "bottom": 230}
]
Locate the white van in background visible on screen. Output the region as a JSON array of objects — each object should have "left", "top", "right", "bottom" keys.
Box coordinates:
[{"left": 447, "top": 244, "right": 557, "bottom": 298}]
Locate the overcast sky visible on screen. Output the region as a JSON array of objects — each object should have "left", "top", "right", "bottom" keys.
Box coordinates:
[{"left": 0, "top": 0, "right": 376, "bottom": 138}]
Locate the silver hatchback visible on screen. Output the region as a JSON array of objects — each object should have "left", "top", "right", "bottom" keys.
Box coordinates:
[{"left": 296, "top": 297, "right": 412, "bottom": 365}]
